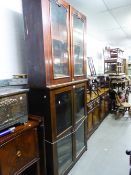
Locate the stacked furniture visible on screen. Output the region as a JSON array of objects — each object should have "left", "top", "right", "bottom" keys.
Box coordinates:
[
  {"left": 104, "top": 48, "right": 124, "bottom": 75},
  {"left": 22, "top": 0, "right": 87, "bottom": 174},
  {"left": 104, "top": 47, "right": 129, "bottom": 90},
  {"left": 87, "top": 77, "right": 109, "bottom": 137},
  {"left": 103, "top": 47, "right": 130, "bottom": 114}
]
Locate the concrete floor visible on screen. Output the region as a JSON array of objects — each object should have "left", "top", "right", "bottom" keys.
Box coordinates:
[{"left": 68, "top": 114, "right": 131, "bottom": 175}]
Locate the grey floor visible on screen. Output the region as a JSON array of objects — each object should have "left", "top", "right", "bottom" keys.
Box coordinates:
[{"left": 68, "top": 114, "right": 131, "bottom": 175}]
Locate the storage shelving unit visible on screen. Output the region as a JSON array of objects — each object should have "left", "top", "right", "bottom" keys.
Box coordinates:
[
  {"left": 22, "top": 0, "right": 87, "bottom": 174},
  {"left": 104, "top": 48, "right": 124, "bottom": 75},
  {"left": 103, "top": 47, "right": 129, "bottom": 90}
]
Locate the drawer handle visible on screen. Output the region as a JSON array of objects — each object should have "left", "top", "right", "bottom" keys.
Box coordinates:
[{"left": 16, "top": 150, "right": 22, "bottom": 157}]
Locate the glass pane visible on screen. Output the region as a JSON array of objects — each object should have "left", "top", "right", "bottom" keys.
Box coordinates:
[
  {"left": 55, "top": 92, "right": 72, "bottom": 135},
  {"left": 57, "top": 133, "right": 73, "bottom": 175},
  {"left": 76, "top": 122, "right": 85, "bottom": 156},
  {"left": 75, "top": 87, "right": 85, "bottom": 123},
  {"left": 51, "top": 1, "right": 69, "bottom": 78},
  {"left": 73, "top": 15, "right": 84, "bottom": 76}
]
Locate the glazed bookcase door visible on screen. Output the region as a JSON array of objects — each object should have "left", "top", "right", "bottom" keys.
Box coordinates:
[
  {"left": 70, "top": 7, "right": 87, "bottom": 81},
  {"left": 75, "top": 120, "right": 86, "bottom": 158},
  {"left": 73, "top": 83, "right": 87, "bottom": 158},
  {"left": 56, "top": 132, "right": 73, "bottom": 175},
  {"left": 74, "top": 83, "right": 87, "bottom": 124},
  {"left": 47, "top": 0, "right": 71, "bottom": 84},
  {"left": 50, "top": 86, "right": 74, "bottom": 175},
  {"left": 50, "top": 86, "right": 73, "bottom": 140}
]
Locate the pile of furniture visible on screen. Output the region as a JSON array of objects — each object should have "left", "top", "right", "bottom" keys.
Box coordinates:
[
  {"left": 0, "top": 88, "right": 41, "bottom": 175},
  {"left": 104, "top": 47, "right": 129, "bottom": 89}
]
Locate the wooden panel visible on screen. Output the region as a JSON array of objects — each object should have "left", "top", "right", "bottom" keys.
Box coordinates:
[
  {"left": 105, "top": 95, "right": 109, "bottom": 114},
  {"left": 22, "top": 0, "right": 46, "bottom": 87},
  {"left": 93, "top": 106, "right": 100, "bottom": 126},
  {"left": 100, "top": 97, "right": 105, "bottom": 120},
  {"left": 87, "top": 112, "right": 93, "bottom": 133}
]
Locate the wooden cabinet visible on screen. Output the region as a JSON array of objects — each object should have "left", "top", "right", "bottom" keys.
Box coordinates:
[
  {"left": 99, "top": 93, "right": 109, "bottom": 120},
  {"left": 22, "top": 0, "right": 86, "bottom": 87},
  {"left": 22, "top": 0, "right": 87, "bottom": 174},
  {"left": 0, "top": 121, "right": 40, "bottom": 175},
  {"left": 28, "top": 81, "right": 87, "bottom": 175},
  {"left": 87, "top": 88, "right": 109, "bottom": 138},
  {"left": 87, "top": 98, "right": 100, "bottom": 137}
]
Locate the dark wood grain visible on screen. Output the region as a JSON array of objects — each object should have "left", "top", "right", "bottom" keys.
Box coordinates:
[{"left": 0, "top": 120, "right": 40, "bottom": 175}]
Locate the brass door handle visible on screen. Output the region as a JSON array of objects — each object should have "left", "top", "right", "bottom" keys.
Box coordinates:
[{"left": 16, "top": 150, "right": 22, "bottom": 157}]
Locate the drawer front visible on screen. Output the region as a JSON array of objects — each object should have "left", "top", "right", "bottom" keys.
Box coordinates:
[{"left": 0, "top": 129, "right": 38, "bottom": 175}]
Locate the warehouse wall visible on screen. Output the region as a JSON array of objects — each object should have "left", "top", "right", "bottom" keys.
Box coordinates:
[{"left": 0, "top": 0, "right": 26, "bottom": 80}]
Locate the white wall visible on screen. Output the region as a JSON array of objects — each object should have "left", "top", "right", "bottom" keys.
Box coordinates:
[
  {"left": 86, "top": 34, "right": 109, "bottom": 75},
  {"left": 0, "top": 0, "right": 26, "bottom": 80}
]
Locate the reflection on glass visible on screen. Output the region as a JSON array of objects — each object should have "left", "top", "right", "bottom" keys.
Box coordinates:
[
  {"left": 57, "top": 133, "right": 73, "bottom": 174},
  {"left": 76, "top": 122, "right": 85, "bottom": 156},
  {"left": 55, "top": 92, "right": 72, "bottom": 135},
  {"left": 73, "top": 14, "right": 84, "bottom": 76},
  {"left": 51, "top": 1, "right": 69, "bottom": 78},
  {"left": 75, "top": 87, "right": 85, "bottom": 123}
]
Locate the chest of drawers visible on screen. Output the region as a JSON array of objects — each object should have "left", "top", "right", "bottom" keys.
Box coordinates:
[{"left": 0, "top": 120, "right": 40, "bottom": 175}]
